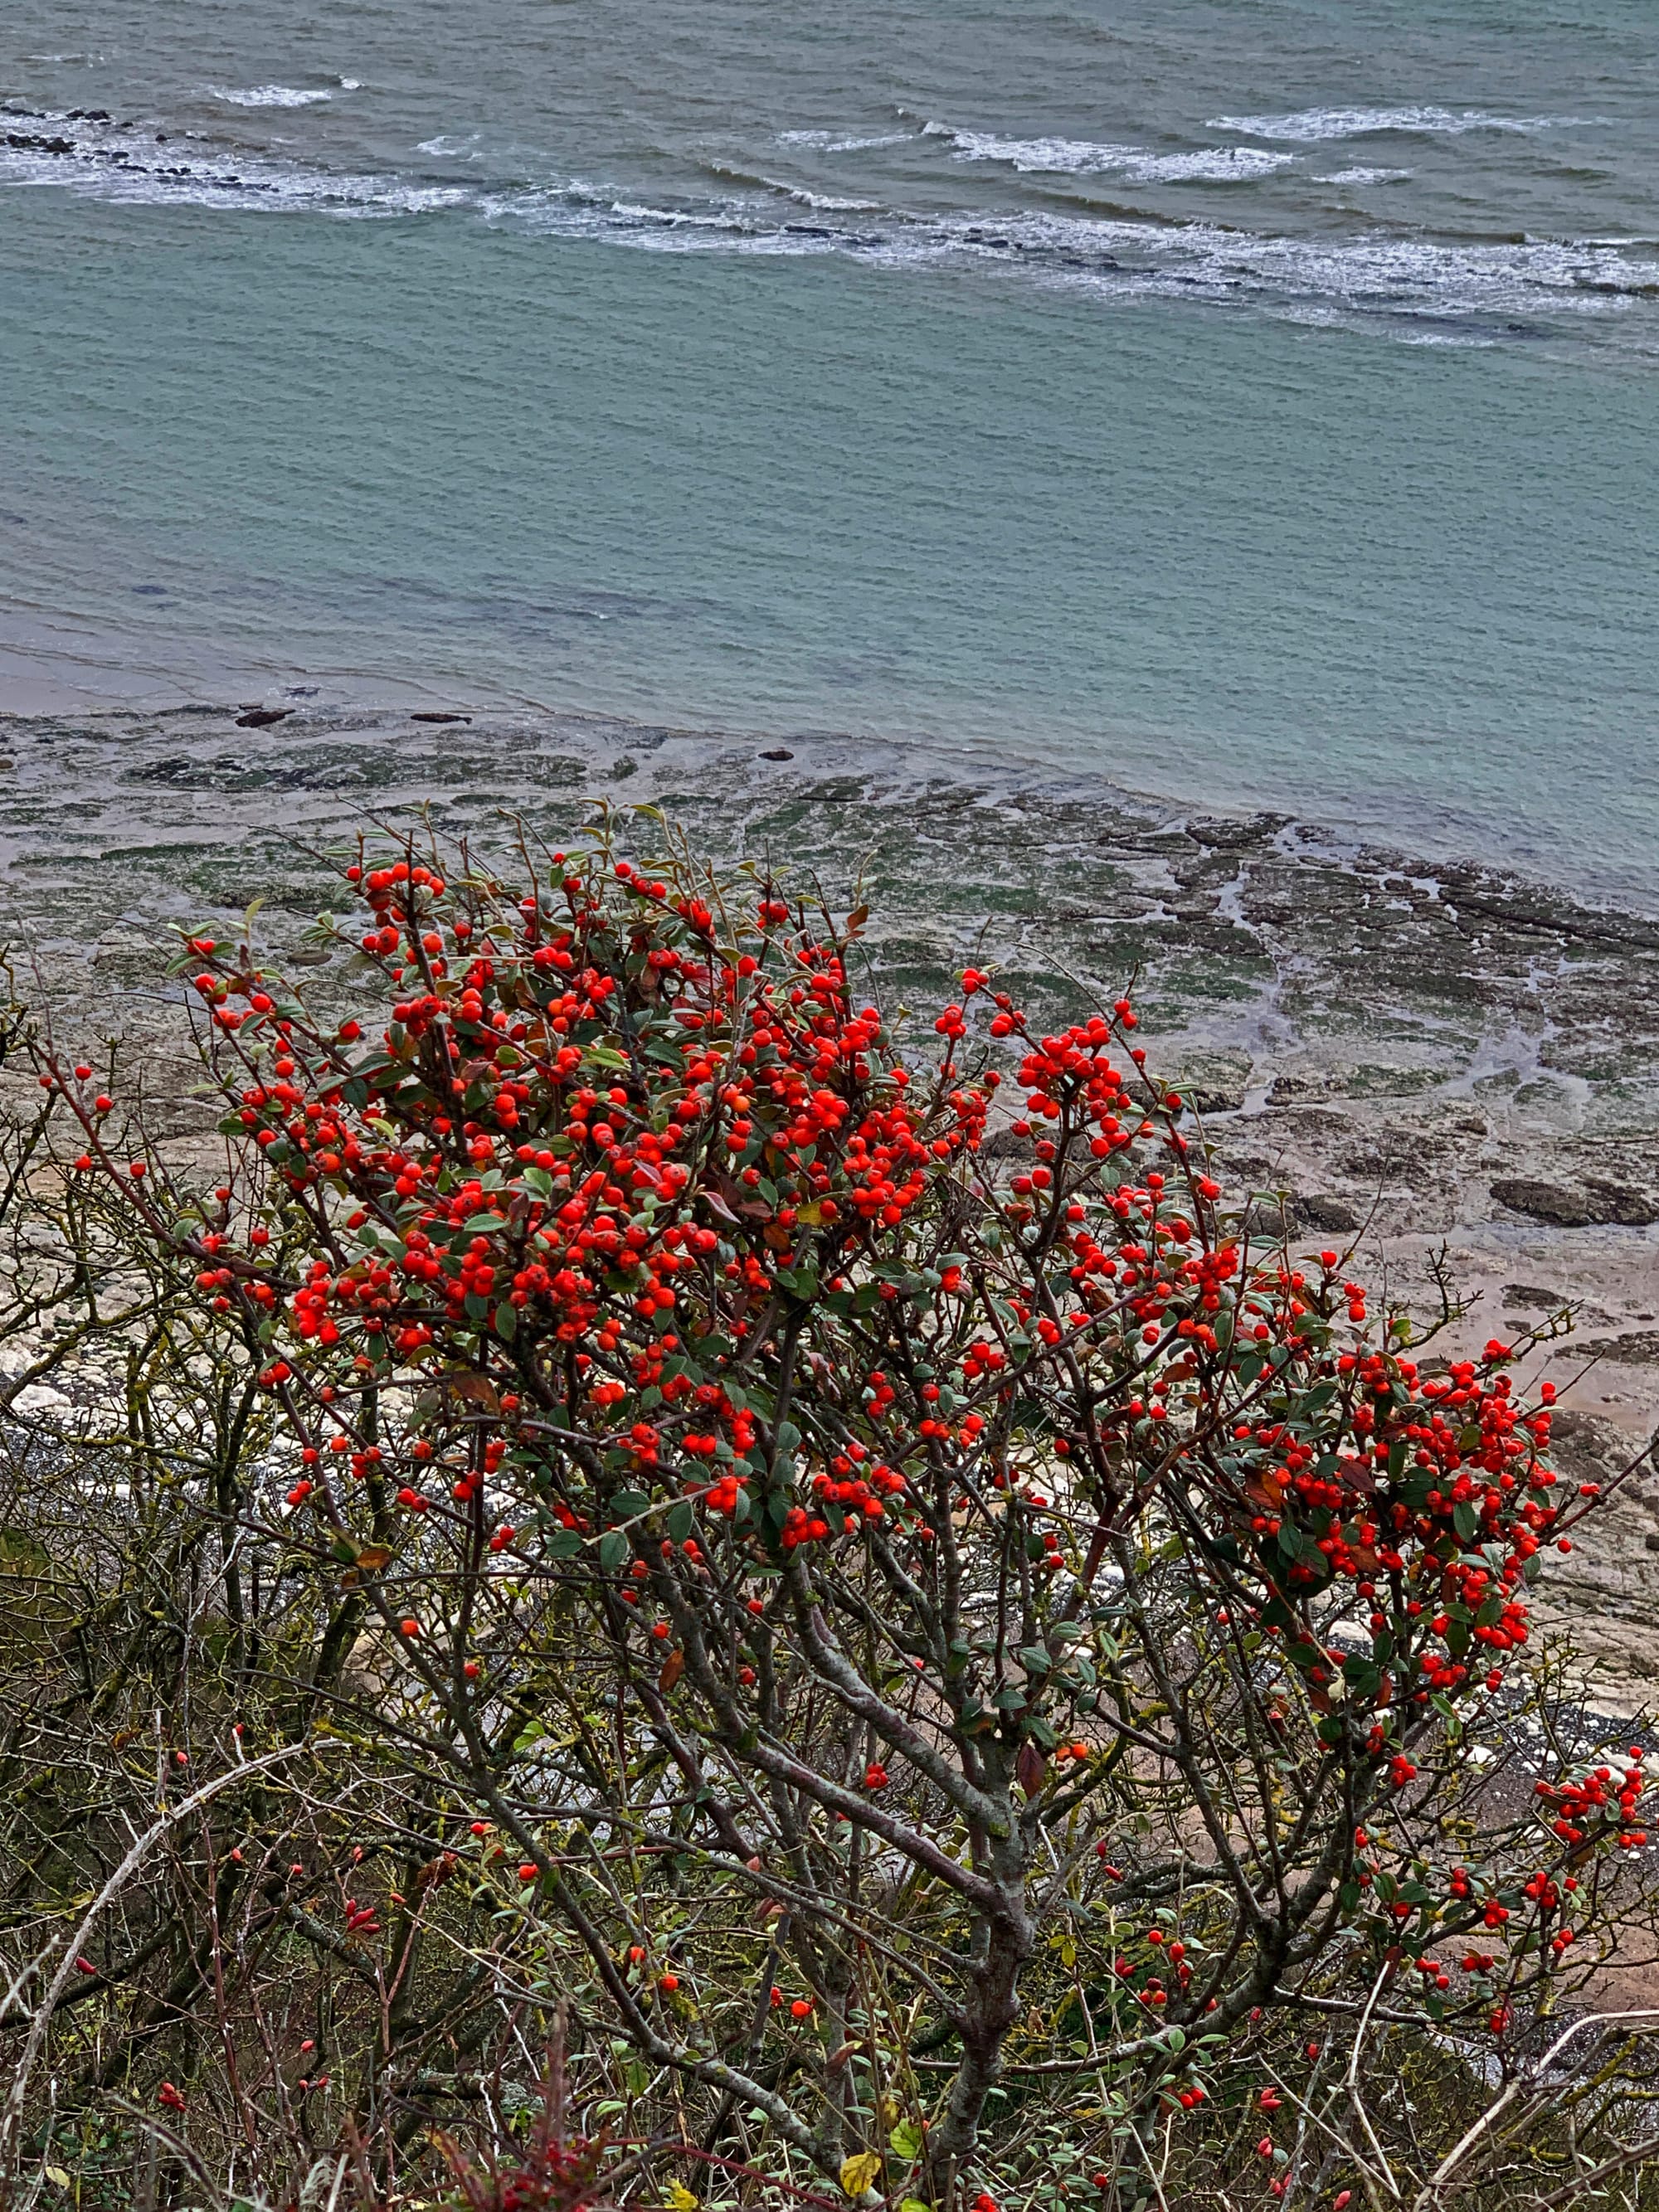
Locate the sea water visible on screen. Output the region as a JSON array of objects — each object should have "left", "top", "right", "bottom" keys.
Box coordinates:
[{"left": 2, "top": 0, "right": 1656, "bottom": 902}]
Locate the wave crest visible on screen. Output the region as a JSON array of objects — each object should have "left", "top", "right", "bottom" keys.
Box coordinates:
[
  {"left": 922, "top": 124, "right": 1297, "bottom": 182},
  {"left": 1210, "top": 105, "right": 1600, "bottom": 143},
  {"left": 2, "top": 108, "right": 1652, "bottom": 348},
  {"left": 206, "top": 85, "right": 334, "bottom": 108}
]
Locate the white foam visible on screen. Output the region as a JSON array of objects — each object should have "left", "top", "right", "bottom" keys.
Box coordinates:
[
  {"left": 776, "top": 129, "right": 908, "bottom": 153},
  {"left": 1007, "top": 209, "right": 1659, "bottom": 319},
  {"left": 0, "top": 116, "right": 477, "bottom": 216},
  {"left": 2, "top": 113, "right": 1654, "bottom": 339},
  {"left": 1210, "top": 105, "right": 1597, "bottom": 143},
  {"left": 1131, "top": 148, "right": 1298, "bottom": 182},
  {"left": 1317, "top": 167, "right": 1413, "bottom": 184},
  {"left": 207, "top": 85, "right": 333, "bottom": 108},
  {"left": 922, "top": 124, "right": 1135, "bottom": 171},
  {"left": 703, "top": 159, "right": 878, "bottom": 211},
  {"left": 924, "top": 124, "right": 1296, "bottom": 182},
  {"left": 604, "top": 197, "right": 748, "bottom": 230},
  {"left": 774, "top": 182, "right": 881, "bottom": 211}
]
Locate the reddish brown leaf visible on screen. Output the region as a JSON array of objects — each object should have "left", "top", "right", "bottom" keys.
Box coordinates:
[{"left": 1017, "top": 1740, "right": 1048, "bottom": 1801}]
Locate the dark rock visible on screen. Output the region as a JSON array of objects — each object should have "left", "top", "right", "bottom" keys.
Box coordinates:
[
  {"left": 1584, "top": 1332, "right": 1659, "bottom": 1367},
  {"left": 1268, "top": 1071, "right": 1337, "bottom": 1105},
  {"left": 980, "top": 1127, "right": 1032, "bottom": 1159},
  {"left": 235, "top": 707, "right": 292, "bottom": 729},
  {"left": 1578, "top": 1179, "right": 1659, "bottom": 1225},
  {"left": 1185, "top": 813, "right": 1289, "bottom": 849},
  {"left": 1502, "top": 1283, "right": 1567, "bottom": 1310},
  {"left": 1240, "top": 1197, "right": 1294, "bottom": 1242},
  {"left": 1291, "top": 1194, "right": 1362, "bottom": 1233},
  {"left": 410, "top": 711, "right": 471, "bottom": 724},
  {"left": 760, "top": 747, "right": 795, "bottom": 761},
  {"left": 1168, "top": 1053, "right": 1252, "bottom": 1116},
  {"left": 1491, "top": 1177, "right": 1659, "bottom": 1228},
  {"left": 1491, "top": 1178, "right": 1591, "bottom": 1226},
  {"left": 1185, "top": 1079, "right": 1247, "bottom": 1114}
]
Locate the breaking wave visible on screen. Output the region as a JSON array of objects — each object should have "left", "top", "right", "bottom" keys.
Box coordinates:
[
  {"left": 922, "top": 123, "right": 1297, "bottom": 182},
  {"left": 0, "top": 106, "right": 1652, "bottom": 346},
  {"left": 1210, "top": 105, "right": 1602, "bottom": 143}
]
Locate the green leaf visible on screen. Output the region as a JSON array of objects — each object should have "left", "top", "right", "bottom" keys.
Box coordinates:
[
  {"left": 547, "top": 1529, "right": 581, "bottom": 1560},
  {"left": 586, "top": 1046, "right": 630, "bottom": 1070},
  {"left": 889, "top": 2122, "right": 923, "bottom": 2161},
  {"left": 1453, "top": 1500, "right": 1479, "bottom": 1544},
  {"left": 494, "top": 1300, "right": 518, "bottom": 1339},
  {"left": 597, "top": 1531, "right": 630, "bottom": 1571},
  {"left": 611, "top": 1490, "right": 653, "bottom": 1518},
  {"left": 667, "top": 1500, "right": 694, "bottom": 1542}
]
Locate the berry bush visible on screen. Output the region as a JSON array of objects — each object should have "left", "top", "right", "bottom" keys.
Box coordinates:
[{"left": 10, "top": 824, "right": 1658, "bottom": 2211}]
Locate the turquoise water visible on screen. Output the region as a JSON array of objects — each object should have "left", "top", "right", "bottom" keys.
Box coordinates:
[{"left": 3, "top": 0, "right": 1657, "bottom": 901}]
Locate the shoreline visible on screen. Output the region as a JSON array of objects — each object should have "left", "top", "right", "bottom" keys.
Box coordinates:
[
  {"left": 3, "top": 693, "right": 1658, "bottom": 1698},
  {"left": 5, "top": 615, "right": 1659, "bottom": 923}
]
